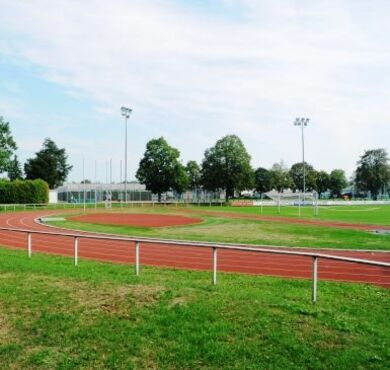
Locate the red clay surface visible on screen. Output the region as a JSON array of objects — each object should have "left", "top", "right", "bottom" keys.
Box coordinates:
[
  {"left": 70, "top": 213, "right": 202, "bottom": 228},
  {"left": 0, "top": 210, "right": 388, "bottom": 288}
]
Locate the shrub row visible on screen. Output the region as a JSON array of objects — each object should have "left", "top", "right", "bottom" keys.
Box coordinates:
[{"left": 0, "top": 179, "right": 49, "bottom": 204}]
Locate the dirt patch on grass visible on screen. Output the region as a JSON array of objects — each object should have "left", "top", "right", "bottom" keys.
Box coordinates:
[
  {"left": 70, "top": 213, "right": 203, "bottom": 228},
  {"left": 49, "top": 279, "right": 166, "bottom": 315}
]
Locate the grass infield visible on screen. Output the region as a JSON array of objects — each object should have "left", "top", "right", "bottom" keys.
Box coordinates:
[
  {"left": 207, "top": 204, "right": 390, "bottom": 226},
  {"left": 48, "top": 205, "right": 390, "bottom": 250},
  {"left": 0, "top": 248, "right": 389, "bottom": 369}
]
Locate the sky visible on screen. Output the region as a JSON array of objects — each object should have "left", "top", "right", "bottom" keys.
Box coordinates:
[{"left": 0, "top": 0, "right": 389, "bottom": 183}]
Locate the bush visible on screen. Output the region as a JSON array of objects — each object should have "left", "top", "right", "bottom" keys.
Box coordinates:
[{"left": 0, "top": 179, "right": 49, "bottom": 204}]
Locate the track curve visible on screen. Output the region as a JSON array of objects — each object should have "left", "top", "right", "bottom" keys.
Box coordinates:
[{"left": 0, "top": 210, "right": 389, "bottom": 288}]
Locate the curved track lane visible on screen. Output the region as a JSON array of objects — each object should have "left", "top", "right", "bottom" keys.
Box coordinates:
[{"left": 0, "top": 211, "right": 389, "bottom": 288}]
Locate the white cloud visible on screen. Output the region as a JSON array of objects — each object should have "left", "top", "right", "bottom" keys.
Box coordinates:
[{"left": 0, "top": 0, "right": 389, "bottom": 180}]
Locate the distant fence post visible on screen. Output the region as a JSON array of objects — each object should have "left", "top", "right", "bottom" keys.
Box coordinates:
[
  {"left": 312, "top": 257, "right": 318, "bottom": 303},
  {"left": 135, "top": 241, "right": 140, "bottom": 276},
  {"left": 212, "top": 247, "right": 218, "bottom": 285},
  {"left": 27, "top": 233, "right": 32, "bottom": 258},
  {"left": 74, "top": 237, "right": 79, "bottom": 266}
]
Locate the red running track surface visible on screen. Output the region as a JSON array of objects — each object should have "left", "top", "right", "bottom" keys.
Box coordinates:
[{"left": 0, "top": 211, "right": 389, "bottom": 288}]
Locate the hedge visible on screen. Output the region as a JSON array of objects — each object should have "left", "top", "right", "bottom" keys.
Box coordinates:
[{"left": 0, "top": 179, "right": 49, "bottom": 204}]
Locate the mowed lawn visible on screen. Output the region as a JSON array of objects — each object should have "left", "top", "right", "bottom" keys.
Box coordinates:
[
  {"left": 48, "top": 205, "right": 390, "bottom": 250},
  {"left": 197, "top": 204, "right": 390, "bottom": 226},
  {"left": 0, "top": 248, "right": 389, "bottom": 369}
]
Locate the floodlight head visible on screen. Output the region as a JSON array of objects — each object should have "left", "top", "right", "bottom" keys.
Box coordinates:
[
  {"left": 121, "top": 106, "right": 132, "bottom": 118},
  {"left": 294, "top": 117, "right": 310, "bottom": 126}
]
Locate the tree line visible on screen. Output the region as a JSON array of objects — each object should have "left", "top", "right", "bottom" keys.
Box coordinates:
[
  {"left": 1, "top": 115, "right": 389, "bottom": 201},
  {"left": 0, "top": 116, "right": 72, "bottom": 189},
  {"left": 136, "top": 135, "right": 390, "bottom": 201}
]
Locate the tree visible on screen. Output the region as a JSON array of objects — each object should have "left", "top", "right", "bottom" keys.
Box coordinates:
[
  {"left": 269, "top": 161, "right": 292, "bottom": 192},
  {"left": 315, "top": 170, "right": 330, "bottom": 198},
  {"left": 8, "top": 155, "right": 23, "bottom": 180},
  {"left": 24, "top": 138, "right": 73, "bottom": 189},
  {"left": 201, "top": 135, "right": 254, "bottom": 201},
  {"left": 185, "top": 161, "right": 201, "bottom": 191},
  {"left": 254, "top": 167, "right": 272, "bottom": 194},
  {"left": 289, "top": 162, "right": 316, "bottom": 192},
  {"left": 136, "top": 137, "right": 188, "bottom": 202},
  {"left": 329, "top": 169, "right": 348, "bottom": 198},
  {"left": 0, "top": 116, "right": 17, "bottom": 174},
  {"left": 355, "top": 148, "right": 390, "bottom": 199}
]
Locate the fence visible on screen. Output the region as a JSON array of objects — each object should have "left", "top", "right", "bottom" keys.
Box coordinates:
[
  {"left": 0, "top": 226, "right": 388, "bottom": 303},
  {"left": 0, "top": 200, "right": 226, "bottom": 212}
]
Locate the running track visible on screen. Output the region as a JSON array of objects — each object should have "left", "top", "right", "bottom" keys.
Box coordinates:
[{"left": 0, "top": 211, "right": 389, "bottom": 288}]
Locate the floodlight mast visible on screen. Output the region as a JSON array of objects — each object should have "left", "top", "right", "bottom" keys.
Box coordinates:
[
  {"left": 121, "top": 106, "right": 132, "bottom": 203},
  {"left": 294, "top": 117, "right": 310, "bottom": 202}
]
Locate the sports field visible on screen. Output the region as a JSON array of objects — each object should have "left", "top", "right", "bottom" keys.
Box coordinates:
[
  {"left": 48, "top": 204, "right": 390, "bottom": 251},
  {"left": 0, "top": 205, "right": 389, "bottom": 368}
]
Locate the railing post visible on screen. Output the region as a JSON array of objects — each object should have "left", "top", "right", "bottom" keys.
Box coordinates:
[
  {"left": 74, "top": 237, "right": 79, "bottom": 266},
  {"left": 312, "top": 256, "right": 318, "bottom": 303},
  {"left": 27, "top": 233, "right": 32, "bottom": 258},
  {"left": 135, "top": 241, "right": 140, "bottom": 276},
  {"left": 212, "top": 247, "right": 217, "bottom": 285}
]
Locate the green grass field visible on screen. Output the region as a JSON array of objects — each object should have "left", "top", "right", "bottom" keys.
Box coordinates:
[
  {"left": 208, "top": 204, "right": 390, "bottom": 226},
  {"left": 48, "top": 205, "right": 390, "bottom": 250},
  {"left": 0, "top": 248, "right": 389, "bottom": 369}
]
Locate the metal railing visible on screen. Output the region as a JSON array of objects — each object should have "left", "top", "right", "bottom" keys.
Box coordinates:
[
  {"left": 0, "top": 200, "right": 226, "bottom": 212},
  {"left": 0, "top": 226, "right": 388, "bottom": 302}
]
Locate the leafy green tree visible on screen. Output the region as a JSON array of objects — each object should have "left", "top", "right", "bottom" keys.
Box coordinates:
[
  {"left": 0, "top": 116, "right": 17, "bottom": 174},
  {"left": 269, "top": 161, "right": 292, "bottom": 192},
  {"left": 201, "top": 135, "right": 254, "bottom": 201},
  {"left": 136, "top": 137, "right": 188, "bottom": 202},
  {"left": 24, "top": 138, "right": 73, "bottom": 189},
  {"left": 355, "top": 148, "right": 390, "bottom": 199},
  {"left": 329, "top": 169, "right": 348, "bottom": 198},
  {"left": 289, "top": 162, "right": 316, "bottom": 192},
  {"left": 315, "top": 170, "right": 330, "bottom": 198},
  {"left": 8, "top": 155, "right": 23, "bottom": 180},
  {"left": 185, "top": 160, "right": 201, "bottom": 191},
  {"left": 254, "top": 167, "right": 272, "bottom": 194}
]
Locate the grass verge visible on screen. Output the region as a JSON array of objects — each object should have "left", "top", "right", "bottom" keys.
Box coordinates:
[{"left": 0, "top": 247, "right": 389, "bottom": 369}]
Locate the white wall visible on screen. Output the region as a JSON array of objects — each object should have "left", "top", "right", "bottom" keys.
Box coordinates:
[{"left": 49, "top": 190, "right": 58, "bottom": 204}]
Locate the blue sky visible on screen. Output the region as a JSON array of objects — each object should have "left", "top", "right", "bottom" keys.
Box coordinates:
[{"left": 0, "top": 0, "right": 389, "bottom": 183}]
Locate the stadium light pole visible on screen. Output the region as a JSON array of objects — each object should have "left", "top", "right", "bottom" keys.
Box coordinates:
[
  {"left": 294, "top": 117, "right": 310, "bottom": 202},
  {"left": 121, "top": 106, "right": 132, "bottom": 203}
]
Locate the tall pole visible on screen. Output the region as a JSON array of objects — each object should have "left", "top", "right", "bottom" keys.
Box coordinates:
[
  {"left": 125, "top": 115, "right": 127, "bottom": 202},
  {"left": 294, "top": 117, "right": 309, "bottom": 202},
  {"left": 110, "top": 158, "right": 112, "bottom": 205},
  {"left": 120, "top": 159, "right": 122, "bottom": 183},
  {"left": 82, "top": 158, "right": 86, "bottom": 212},
  {"left": 94, "top": 160, "right": 97, "bottom": 209},
  {"left": 121, "top": 107, "right": 132, "bottom": 204},
  {"left": 105, "top": 160, "right": 108, "bottom": 207},
  {"left": 302, "top": 122, "right": 305, "bottom": 201}
]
